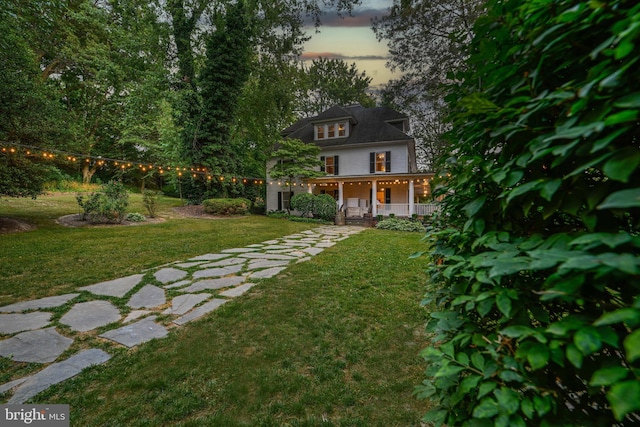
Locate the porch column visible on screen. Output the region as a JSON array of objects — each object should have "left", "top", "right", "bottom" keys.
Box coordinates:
[
  {"left": 307, "top": 183, "right": 313, "bottom": 194},
  {"left": 338, "top": 182, "right": 344, "bottom": 210},
  {"left": 371, "top": 179, "right": 377, "bottom": 217},
  {"left": 409, "top": 179, "right": 415, "bottom": 216}
]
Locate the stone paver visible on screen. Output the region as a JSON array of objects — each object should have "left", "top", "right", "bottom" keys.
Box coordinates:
[
  {"left": 0, "top": 294, "right": 79, "bottom": 313},
  {"left": 123, "top": 310, "right": 151, "bottom": 323},
  {"left": 246, "top": 260, "right": 290, "bottom": 270},
  {"left": 192, "top": 264, "right": 244, "bottom": 279},
  {"left": 221, "top": 247, "right": 262, "bottom": 253},
  {"left": 0, "top": 225, "right": 364, "bottom": 403},
  {"left": 163, "top": 294, "right": 211, "bottom": 315},
  {"left": 60, "top": 301, "right": 121, "bottom": 332},
  {"left": 238, "top": 252, "right": 296, "bottom": 260},
  {"left": 127, "top": 284, "right": 166, "bottom": 309},
  {"left": 173, "top": 261, "right": 206, "bottom": 268},
  {"left": 199, "top": 257, "right": 247, "bottom": 267},
  {"left": 100, "top": 317, "right": 168, "bottom": 347},
  {"left": 164, "top": 280, "right": 191, "bottom": 289},
  {"left": 219, "top": 283, "right": 256, "bottom": 298},
  {"left": 154, "top": 267, "right": 188, "bottom": 284},
  {"left": 0, "top": 328, "right": 73, "bottom": 363},
  {"left": 0, "top": 312, "right": 52, "bottom": 334},
  {"left": 302, "top": 247, "right": 325, "bottom": 256},
  {"left": 248, "top": 266, "right": 288, "bottom": 279},
  {"left": 188, "top": 253, "right": 231, "bottom": 261},
  {"left": 8, "top": 349, "right": 111, "bottom": 404},
  {"left": 80, "top": 274, "right": 144, "bottom": 297},
  {"left": 181, "top": 276, "right": 245, "bottom": 292},
  {"left": 173, "top": 299, "right": 227, "bottom": 326}
]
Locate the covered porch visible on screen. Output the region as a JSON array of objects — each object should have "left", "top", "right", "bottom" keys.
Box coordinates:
[{"left": 304, "top": 173, "right": 438, "bottom": 218}]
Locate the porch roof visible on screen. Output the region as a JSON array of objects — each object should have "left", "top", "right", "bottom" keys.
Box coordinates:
[{"left": 303, "top": 172, "right": 435, "bottom": 184}]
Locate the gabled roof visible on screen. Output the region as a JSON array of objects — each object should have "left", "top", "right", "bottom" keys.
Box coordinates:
[{"left": 281, "top": 104, "right": 412, "bottom": 148}]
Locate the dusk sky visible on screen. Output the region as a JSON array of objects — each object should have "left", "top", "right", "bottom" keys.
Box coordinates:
[{"left": 300, "top": 0, "right": 399, "bottom": 89}]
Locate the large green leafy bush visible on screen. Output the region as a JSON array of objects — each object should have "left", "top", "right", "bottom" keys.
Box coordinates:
[{"left": 418, "top": 1, "right": 640, "bottom": 426}]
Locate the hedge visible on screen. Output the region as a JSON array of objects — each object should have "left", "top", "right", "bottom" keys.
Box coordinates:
[{"left": 417, "top": 1, "right": 640, "bottom": 426}]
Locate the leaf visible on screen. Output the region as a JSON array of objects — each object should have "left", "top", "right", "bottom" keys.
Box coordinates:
[
  {"left": 434, "top": 364, "right": 465, "bottom": 378},
  {"left": 496, "top": 293, "right": 512, "bottom": 317},
  {"left": 623, "top": 329, "right": 640, "bottom": 363},
  {"left": 500, "top": 325, "right": 535, "bottom": 339},
  {"left": 494, "top": 387, "right": 520, "bottom": 415},
  {"left": 594, "top": 308, "right": 640, "bottom": 327},
  {"left": 471, "top": 352, "right": 486, "bottom": 371},
  {"left": 540, "top": 179, "right": 562, "bottom": 201},
  {"left": 473, "top": 397, "right": 499, "bottom": 418},
  {"left": 589, "top": 366, "right": 629, "bottom": 387},
  {"left": 566, "top": 343, "right": 583, "bottom": 368},
  {"left": 460, "top": 374, "right": 482, "bottom": 393},
  {"left": 606, "top": 380, "right": 640, "bottom": 421},
  {"left": 598, "top": 188, "right": 640, "bottom": 209},
  {"left": 603, "top": 110, "right": 639, "bottom": 127},
  {"left": 521, "top": 398, "right": 535, "bottom": 419},
  {"left": 464, "top": 196, "right": 487, "bottom": 218},
  {"left": 478, "top": 381, "right": 497, "bottom": 398},
  {"left": 526, "top": 342, "right": 550, "bottom": 370},
  {"left": 602, "top": 148, "right": 640, "bottom": 182},
  {"left": 614, "top": 92, "right": 640, "bottom": 108},
  {"left": 574, "top": 327, "right": 602, "bottom": 355},
  {"left": 533, "top": 395, "right": 552, "bottom": 417}
]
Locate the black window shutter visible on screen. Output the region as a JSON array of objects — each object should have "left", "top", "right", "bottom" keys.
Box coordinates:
[
  {"left": 320, "top": 156, "right": 325, "bottom": 172},
  {"left": 385, "top": 151, "right": 391, "bottom": 172},
  {"left": 277, "top": 192, "right": 282, "bottom": 211},
  {"left": 370, "top": 152, "right": 375, "bottom": 173},
  {"left": 334, "top": 156, "right": 339, "bottom": 175},
  {"left": 385, "top": 188, "right": 391, "bottom": 204}
]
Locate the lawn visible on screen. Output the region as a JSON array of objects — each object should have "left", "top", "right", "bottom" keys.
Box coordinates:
[{"left": 0, "top": 194, "right": 432, "bottom": 426}]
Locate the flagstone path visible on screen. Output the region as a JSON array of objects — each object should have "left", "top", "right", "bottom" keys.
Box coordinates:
[{"left": 0, "top": 226, "right": 364, "bottom": 404}]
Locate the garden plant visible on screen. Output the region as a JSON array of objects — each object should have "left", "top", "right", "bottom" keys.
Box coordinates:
[{"left": 416, "top": 0, "right": 640, "bottom": 426}]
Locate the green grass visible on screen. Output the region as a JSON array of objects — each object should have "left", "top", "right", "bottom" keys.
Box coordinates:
[
  {"left": 0, "top": 194, "right": 317, "bottom": 305},
  {"left": 0, "top": 194, "right": 432, "bottom": 425}
]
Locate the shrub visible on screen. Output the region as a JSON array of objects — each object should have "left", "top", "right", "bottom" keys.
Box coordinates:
[
  {"left": 202, "top": 198, "right": 251, "bottom": 215},
  {"left": 125, "top": 212, "right": 146, "bottom": 222},
  {"left": 76, "top": 181, "right": 129, "bottom": 223},
  {"left": 376, "top": 217, "right": 426, "bottom": 232},
  {"left": 417, "top": 1, "right": 640, "bottom": 426},
  {"left": 290, "top": 193, "right": 315, "bottom": 217},
  {"left": 76, "top": 192, "right": 101, "bottom": 221},
  {"left": 142, "top": 190, "right": 159, "bottom": 218},
  {"left": 313, "top": 193, "right": 337, "bottom": 221}
]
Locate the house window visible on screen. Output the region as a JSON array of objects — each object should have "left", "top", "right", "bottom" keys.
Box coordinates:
[
  {"left": 315, "top": 121, "right": 348, "bottom": 140},
  {"left": 370, "top": 151, "right": 391, "bottom": 173},
  {"left": 278, "top": 191, "right": 293, "bottom": 211},
  {"left": 320, "top": 155, "right": 339, "bottom": 175}
]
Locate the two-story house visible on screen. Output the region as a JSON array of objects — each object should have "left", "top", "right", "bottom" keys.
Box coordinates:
[{"left": 266, "top": 104, "right": 436, "bottom": 218}]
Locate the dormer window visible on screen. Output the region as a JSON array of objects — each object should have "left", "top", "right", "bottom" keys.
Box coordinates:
[{"left": 315, "top": 121, "right": 349, "bottom": 140}]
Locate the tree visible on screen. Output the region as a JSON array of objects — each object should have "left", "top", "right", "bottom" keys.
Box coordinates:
[
  {"left": 195, "top": 0, "right": 253, "bottom": 197},
  {"left": 373, "top": 0, "right": 485, "bottom": 170},
  {"left": 269, "top": 138, "right": 324, "bottom": 212},
  {"left": 417, "top": 0, "right": 640, "bottom": 425},
  {"left": 298, "top": 57, "right": 376, "bottom": 117}
]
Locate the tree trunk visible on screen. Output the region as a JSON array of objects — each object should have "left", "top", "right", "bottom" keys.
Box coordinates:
[{"left": 82, "top": 163, "right": 97, "bottom": 184}]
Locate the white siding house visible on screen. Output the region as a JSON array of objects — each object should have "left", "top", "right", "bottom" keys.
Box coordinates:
[{"left": 266, "top": 104, "right": 436, "bottom": 218}]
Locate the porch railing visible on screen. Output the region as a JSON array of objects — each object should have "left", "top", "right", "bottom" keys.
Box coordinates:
[{"left": 375, "top": 203, "right": 439, "bottom": 217}]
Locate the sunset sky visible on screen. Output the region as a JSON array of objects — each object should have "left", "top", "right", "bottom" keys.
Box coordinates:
[{"left": 300, "top": 1, "right": 399, "bottom": 89}]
